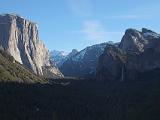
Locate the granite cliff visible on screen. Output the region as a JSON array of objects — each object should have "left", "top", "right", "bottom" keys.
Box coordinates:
[
  {"left": 97, "top": 28, "right": 160, "bottom": 81},
  {"left": 0, "top": 14, "right": 62, "bottom": 77}
]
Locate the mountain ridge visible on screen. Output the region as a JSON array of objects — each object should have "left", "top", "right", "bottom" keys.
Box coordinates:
[{"left": 60, "top": 43, "right": 108, "bottom": 77}]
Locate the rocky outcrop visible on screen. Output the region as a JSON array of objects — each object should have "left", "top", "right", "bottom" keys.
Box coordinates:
[
  {"left": 119, "top": 28, "right": 160, "bottom": 52},
  {"left": 97, "top": 45, "right": 127, "bottom": 81},
  {"left": 60, "top": 43, "right": 107, "bottom": 77},
  {"left": 42, "top": 66, "right": 64, "bottom": 78},
  {"left": 0, "top": 14, "right": 62, "bottom": 77},
  {"left": 97, "top": 28, "right": 160, "bottom": 81},
  {"left": 119, "top": 29, "right": 146, "bottom": 52}
]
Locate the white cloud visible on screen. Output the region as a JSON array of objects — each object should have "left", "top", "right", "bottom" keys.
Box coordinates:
[
  {"left": 83, "top": 21, "right": 107, "bottom": 42},
  {"left": 72, "top": 20, "right": 123, "bottom": 43}
]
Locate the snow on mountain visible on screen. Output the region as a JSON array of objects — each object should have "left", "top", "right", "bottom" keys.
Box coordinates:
[
  {"left": 60, "top": 43, "right": 109, "bottom": 77},
  {"left": 72, "top": 49, "right": 86, "bottom": 61},
  {"left": 50, "top": 49, "right": 78, "bottom": 67},
  {"left": 143, "top": 32, "right": 160, "bottom": 39},
  {"left": 51, "top": 50, "right": 69, "bottom": 57},
  {"left": 142, "top": 28, "right": 160, "bottom": 39},
  {"left": 50, "top": 50, "right": 69, "bottom": 67}
]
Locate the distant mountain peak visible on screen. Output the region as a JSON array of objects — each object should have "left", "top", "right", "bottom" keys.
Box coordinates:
[
  {"left": 51, "top": 50, "right": 69, "bottom": 57},
  {"left": 50, "top": 49, "right": 77, "bottom": 67},
  {"left": 60, "top": 42, "right": 111, "bottom": 77},
  {"left": 71, "top": 49, "right": 78, "bottom": 53}
]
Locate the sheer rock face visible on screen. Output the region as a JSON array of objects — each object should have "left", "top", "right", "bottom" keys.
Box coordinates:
[
  {"left": 119, "top": 29, "right": 146, "bottom": 52},
  {"left": 0, "top": 14, "right": 53, "bottom": 75},
  {"left": 119, "top": 28, "right": 160, "bottom": 53},
  {"left": 97, "top": 28, "right": 160, "bottom": 81},
  {"left": 97, "top": 45, "right": 127, "bottom": 81}
]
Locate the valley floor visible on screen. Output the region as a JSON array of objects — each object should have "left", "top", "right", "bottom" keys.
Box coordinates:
[{"left": 0, "top": 76, "right": 160, "bottom": 120}]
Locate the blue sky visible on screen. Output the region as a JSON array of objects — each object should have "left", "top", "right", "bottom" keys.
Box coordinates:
[{"left": 1, "top": 0, "right": 160, "bottom": 52}]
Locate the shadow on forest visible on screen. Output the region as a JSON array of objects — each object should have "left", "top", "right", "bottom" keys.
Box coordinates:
[{"left": 0, "top": 69, "right": 160, "bottom": 120}]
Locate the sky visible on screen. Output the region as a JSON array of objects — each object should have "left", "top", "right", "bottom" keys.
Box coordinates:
[{"left": 0, "top": 0, "right": 160, "bottom": 52}]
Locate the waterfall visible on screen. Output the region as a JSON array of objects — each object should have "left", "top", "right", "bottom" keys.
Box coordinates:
[{"left": 121, "top": 65, "right": 124, "bottom": 82}]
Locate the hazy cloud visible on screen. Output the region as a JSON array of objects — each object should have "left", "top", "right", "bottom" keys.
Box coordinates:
[
  {"left": 67, "top": 0, "right": 93, "bottom": 17},
  {"left": 83, "top": 21, "right": 107, "bottom": 42},
  {"left": 72, "top": 20, "right": 123, "bottom": 43},
  {"left": 106, "top": 14, "right": 150, "bottom": 20}
]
